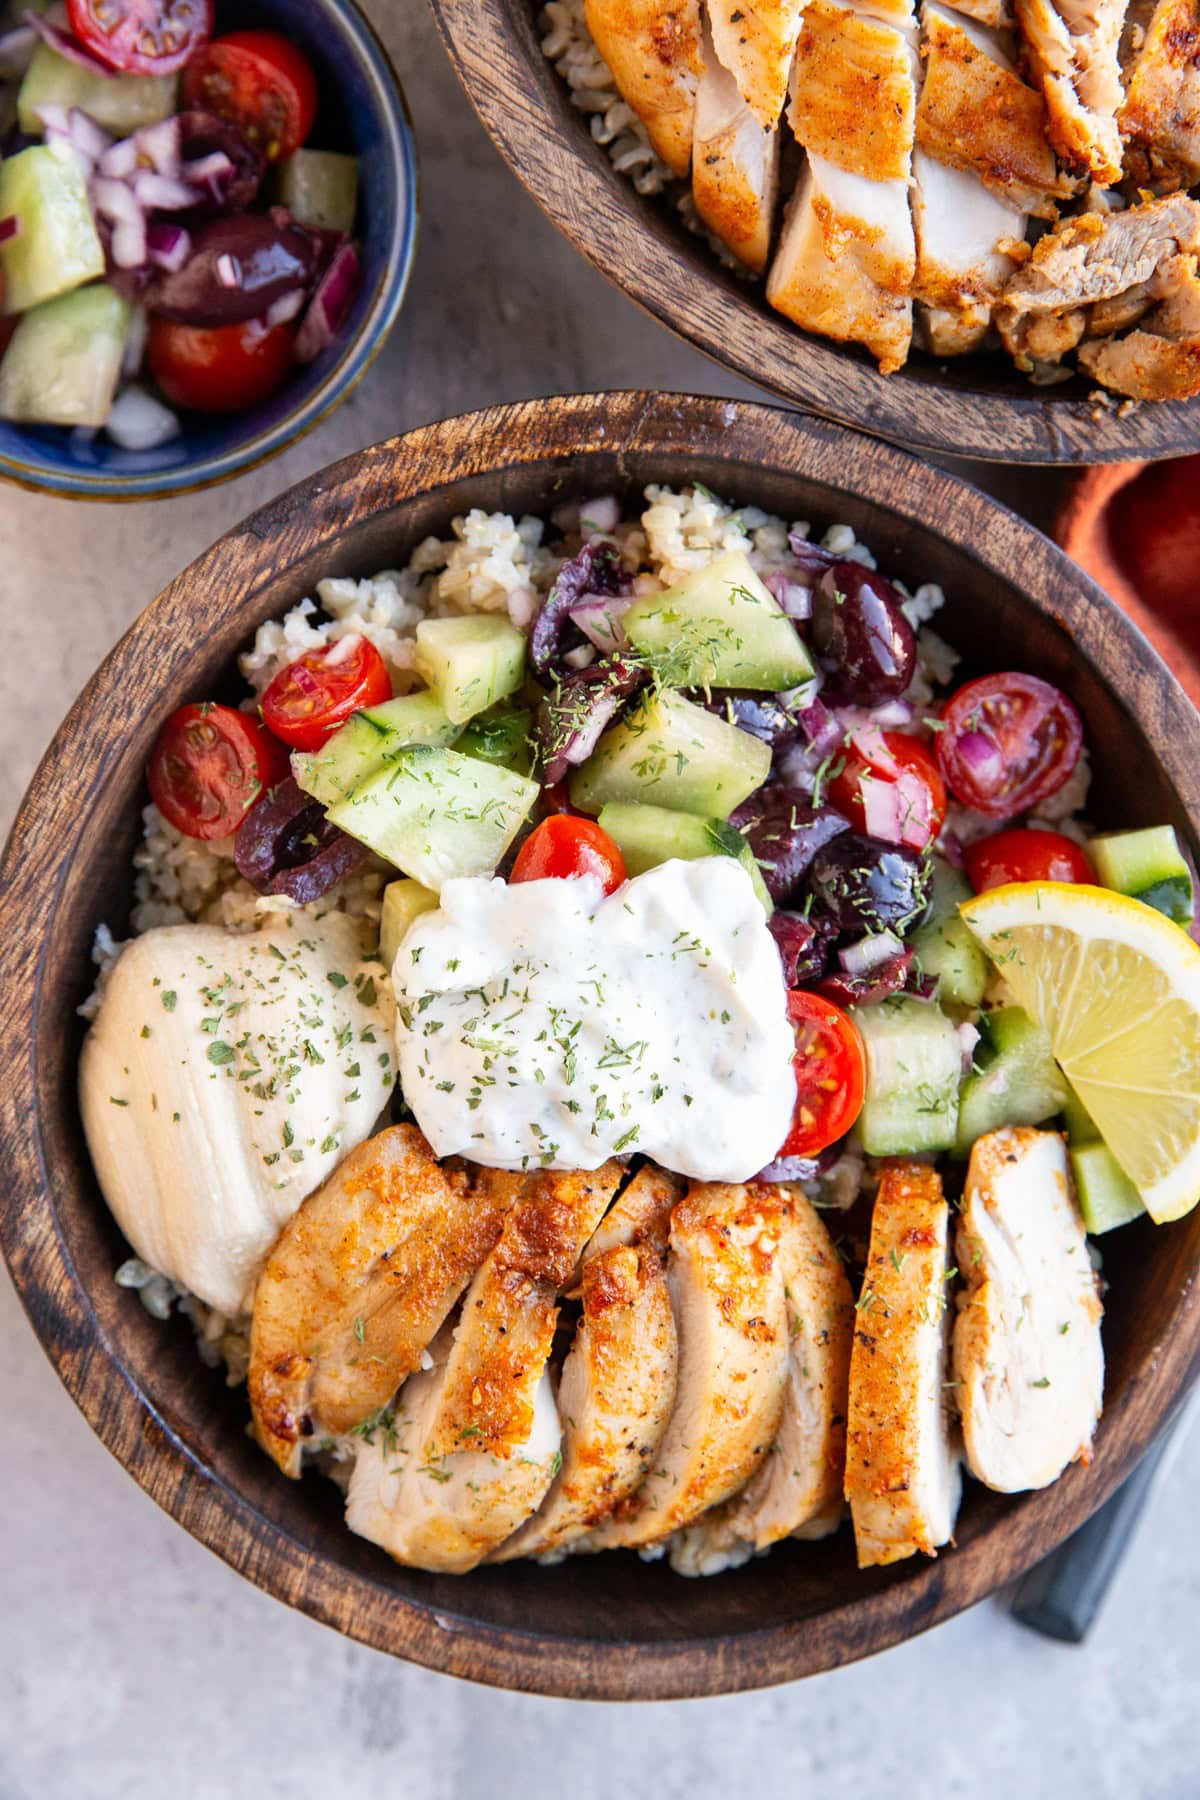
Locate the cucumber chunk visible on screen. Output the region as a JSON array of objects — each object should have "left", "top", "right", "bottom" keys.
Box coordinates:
[
  {"left": 569, "top": 687, "right": 771, "bottom": 818},
  {"left": 1061, "top": 1079, "right": 1099, "bottom": 1145},
  {"left": 623, "top": 549, "right": 814, "bottom": 691},
  {"left": 326, "top": 746, "right": 538, "bottom": 890},
  {"left": 0, "top": 141, "right": 105, "bottom": 314},
  {"left": 456, "top": 706, "right": 534, "bottom": 775},
  {"left": 850, "top": 995, "right": 961, "bottom": 1155},
  {"left": 413, "top": 615, "right": 526, "bottom": 725},
  {"left": 276, "top": 149, "right": 359, "bottom": 233},
  {"left": 910, "top": 856, "right": 989, "bottom": 1008},
  {"left": 380, "top": 878, "right": 439, "bottom": 971},
  {"left": 597, "top": 801, "right": 773, "bottom": 914},
  {"left": 955, "top": 1005, "right": 1068, "bottom": 1153},
  {"left": 1070, "top": 1141, "right": 1146, "bottom": 1234},
  {"left": 292, "top": 690, "right": 462, "bottom": 808},
  {"left": 18, "top": 41, "right": 177, "bottom": 136},
  {"left": 1090, "top": 824, "right": 1194, "bottom": 925},
  {"left": 0, "top": 283, "right": 129, "bottom": 425}
]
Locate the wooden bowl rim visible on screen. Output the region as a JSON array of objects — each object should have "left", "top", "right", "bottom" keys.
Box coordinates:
[
  {"left": 2, "top": 391, "right": 1198, "bottom": 1698},
  {"left": 428, "top": 0, "right": 1200, "bottom": 466}
]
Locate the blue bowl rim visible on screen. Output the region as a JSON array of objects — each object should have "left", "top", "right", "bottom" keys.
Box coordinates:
[{"left": 0, "top": 0, "right": 419, "bottom": 503}]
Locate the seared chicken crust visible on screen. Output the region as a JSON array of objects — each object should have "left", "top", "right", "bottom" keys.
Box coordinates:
[{"left": 585, "top": 0, "right": 704, "bottom": 174}]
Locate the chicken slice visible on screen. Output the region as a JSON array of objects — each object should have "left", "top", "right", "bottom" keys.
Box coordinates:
[
  {"left": 844, "top": 1161, "right": 961, "bottom": 1569},
  {"left": 692, "top": 22, "right": 781, "bottom": 272},
  {"left": 493, "top": 1241, "right": 678, "bottom": 1560},
  {"left": 584, "top": 0, "right": 704, "bottom": 176},
  {"left": 939, "top": 0, "right": 1014, "bottom": 23},
  {"left": 1121, "top": 0, "right": 1200, "bottom": 189},
  {"left": 669, "top": 1195, "right": 853, "bottom": 1576},
  {"left": 585, "top": 1182, "right": 791, "bottom": 1550},
  {"left": 912, "top": 152, "right": 1026, "bottom": 353},
  {"left": 787, "top": 0, "right": 919, "bottom": 181},
  {"left": 345, "top": 1164, "right": 623, "bottom": 1573},
  {"left": 1078, "top": 253, "right": 1200, "bottom": 396},
  {"left": 953, "top": 1129, "right": 1104, "bottom": 1491},
  {"left": 1015, "top": 0, "right": 1126, "bottom": 181},
  {"left": 708, "top": 0, "right": 808, "bottom": 130},
  {"left": 249, "top": 1127, "right": 509, "bottom": 1477},
  {"left": 767, "top": 153, "right": 916, "bottom": 371},
  {"left": 585, "top": 1161, "right": 682, "bottom": 1259}
]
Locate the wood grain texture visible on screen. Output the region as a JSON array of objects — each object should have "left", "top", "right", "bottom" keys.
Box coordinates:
[
  {"left": 1, "top": 393, "right": 1197, "bottom": 1699},
  {"left": 428, "top": 0, "right": 1200, "bottom": 465}
]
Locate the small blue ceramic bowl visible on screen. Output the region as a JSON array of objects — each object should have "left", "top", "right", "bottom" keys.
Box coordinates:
[{"left": 0, "top": 0, "right": 417, "bottom": 500}]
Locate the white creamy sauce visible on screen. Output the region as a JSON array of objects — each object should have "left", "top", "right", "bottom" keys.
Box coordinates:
[
  {"left": 80, "top": 914, "right": 396, "bottom": 1315},
  {"left": 392, "top": 859, "right": 796, "bottom": 1181}
]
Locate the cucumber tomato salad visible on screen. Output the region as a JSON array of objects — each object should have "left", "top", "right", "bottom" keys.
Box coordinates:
[
  {"left": 0, "top": 3, "right": 360, "bottom": 446},
  {"left": 77, "top": 485, "right": 1200, "bottom": 1578}
]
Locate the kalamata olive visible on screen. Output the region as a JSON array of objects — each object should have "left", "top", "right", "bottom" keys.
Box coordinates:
[
  {"left": 704, "top": 691, "right": 804, "bottom": 750},
  {"left": 768, "top": 911, "right": 834, "bottom": 985},
  {"left": 235, "top": 777, "right": 366, "bottom": 903},
  {"left": 806, "top": 832, "right": 932, "bottom": 935},
  {"left": 177, "top": 111, "right": 265, "bottom": 214},
  {"left": 729, "top": 787, "right": 850, "bottom": 904},
  {"left": 146, "top": 214, "right": 319, "bottom": 325},
  {"left": 810, "top": 563, "right": 915, "bottom": 705}
]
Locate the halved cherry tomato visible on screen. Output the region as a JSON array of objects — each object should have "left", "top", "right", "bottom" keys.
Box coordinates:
[
  {"left": 964, "top": 827, "right": 1095, "bottom": 893},
  {"left": 148, "top": 703, "right": 288, "bottom": 840},
  {"left": 147, "top": 316, "right": 296, "bottom": 415},
  {"left": 778, "top": 991, "right": 866, "bottom": 1159},
  {"left": 261, "top": 638, "right": 392, "bottom": 752},
  {"left": 510, "top": 816, "right": 627, "bottom": 894},
  {"left": 183, "top": 30, "right": 319, "bottom": 161},
  {"left": 66, "top": 0, "right": 212, "bottom": 76},
  {"left": 936, "top": 673, "right": 1083, "bottom": 818},
  {"left": 827, "top": 730, "right": 947, "bottom": 850}
]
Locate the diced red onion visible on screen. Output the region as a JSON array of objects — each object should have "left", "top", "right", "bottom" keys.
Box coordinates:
[
  {"left": 121, "top": 304, "right": 147, "bottom": 377},
  {"left": 146, "top": 222, "right": 191, "bottom": 273},
  {"left": 564, "top": 644, "right": 596, "bottom": 671},
  {"left": 835, "top": 699, "right": 915, "bottom": 736},
  {"left": 93, "top": 176, "right": 147, "bottom": 269},
  {"left": 295, "top": 240, "right": 362, "bottom": 363},
  {"left": 579, "top": 494, "right": 620, "bottom": 538},
  {"left": 953, "top": 729, "right": 1003, "bottom": 781},
  {"left": 0, "top": 215, "right": 18, "bottom": 244},
  {"left": 569, "top": 593, "right": 632, "bottom": 655},
  {"left": 839, "top": 930, "right": 903, "bottom": 976},
  {"left": 787, "top": 532, "right": 840, "bottom": 577},
  {"left": 264, "top": 287, "right": 306, "bottom": 328},
  {"left": 0, "top": 24, "right": 36, "bottom": 79},
  {"left": 33, "top": 101, "right": 70, "bottom": 136},
  {"left": 105, "top": 384, "right": 181, "bottom": 451},
  {"left": 215, "top": 251, "right": 241, "bottom": 288},
  {"left": 132, "top": 169, "right": 198, "bottom": 212},
  {"left": 25, "top": 9, "right": 116, "bottom": 74},
  {"left": 136, "top": 116, "right": 182, "bottom": 177},
  {"left": 815, "top": 949, "right": 916, "bottom": 1009},
  {"left": 958, "top": 1021, "right": 981, "bottom": 1075},
  {"left": 797, "top": 697, "right": 843, "bottom": 757},
  {"left": 938, "top": 828, "right": 965, "bottom": 870},
  {"left": 97, "top": 136, "right": 139, "bottom": 179},
  {"left": 765, "top": 569, "right": 813, "bottom": 620},
  {"left": 181, "top": 150, "right": 235, "bottom": 186},
  {"left": 756, "top": 1154, "right": 823, "bottom": 1184}
]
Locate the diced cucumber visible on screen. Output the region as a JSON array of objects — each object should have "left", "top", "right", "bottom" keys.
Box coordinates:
[
  {"left": 597, "top": 801, "right": 773, "bottom": 914},
  {"left": 1070, "top": 1141, "right": 1146, "bottom": 1234},
  {"left": 954, "top": 1006, "right": 1068, "bottom": 1153},
  {"left": 0, "top": 283, "right": 130, "bottom": 426},
  {"left": 18, "top": 42, "right": 177, "bottom": 136},
  {"left": 413, "top": 616, "right": 526, "bottom": 725},
  {"left": 276, "top": 149, "right": 359, "bottom": 233},
  {"left": 326, "top": 746, "right": 538, "bottom": 890},
  {"left": 0, "top": 141, "right": 104, "bottom": 314},
  {"left": 1090, "top": 824, "right": 1194, "bottom": 925},
  {"left": 380, "top": 878, "right": 438, "bottom": 971},
  {"left": 850, "top": 995, "right": 961, "bottom": 1156},
  {"left": 910, "top": 856, "right": 989, "bottom": 1008},
  {"left": 568, "top": 687, "right": 771, "bottom": 819},
  {"left": 623, "top": 550, "right": 814, "bottom": 692},
  {"left": 1061, "top": 1079, "right": 1099, "bottom": 1145},
  {"left": 293, "top": 690, "right": 461, "bottom": 808},
  {"left": 456, "top": 706, "right": 534, "bottom": 776}
]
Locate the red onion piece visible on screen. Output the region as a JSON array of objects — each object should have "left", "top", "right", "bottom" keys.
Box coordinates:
[
  {"left": 568, "top": 592, "right": 632, "bottom": 655},
  {"left": 146, "top": 222, "right": 191, "bottom": 272},
  {"left": 105, "top": 385, "right": 181, "bottom": 451},
  {"left": 132, "top": 169, "right": 198, "bottom": 212},
  {"left": 580, "top": 494, "right": 621, "bottom": 537},
  {"left": 295, "top": 240, "right": 362, "bottom": 362},
  {"left": 135, "top": 116, "right": 182, "bottom": 177},
  {"left": 531, "top": 542, "right": 625, "bottom": 675},
  {"left": 756, "top": 1143, "right": 840, "bottom": 1184},
  {"left": 787, "top": 532, "right": 840, "bottom": 576},
  {"left": 535, "top": 658, "right": 647, "bottom": 785},
  {"left": 797, "top": 697, "right": 843, "bottom": 757},
  {"left": 765, "top": 569, "right": 813, "bottom": 620},
  {"left": 953, "top": 729, "right": 1004, "bottom": 784},
  {"left": 25, "top": 9, "right": 115, "bottom": 75},
  {"left": 839, "top": 929, "right": 904, "bottom": 976},
  {"left": 182, "top": 150, "right": 234, "bottom": 186},
  {"left": 0, "top": 24, "right": 36, "bottom": 79},
  {"left": 0, "top": 214, "right": 19, "bottom": 244},
  {"left": 98, "top": 137, "right": 139, "bottom": 179},
  {"left": 93, "top": 176, "right": 147, "bottom": 269},
  {"left": 215, "top": 251, "right": 240, "bottom": 287},
  {"left": 264, "top": 287, "right": 306, "bottom": 328},
  {"left": 814, "top": 949, "right": 916, "bottom": 1008}
]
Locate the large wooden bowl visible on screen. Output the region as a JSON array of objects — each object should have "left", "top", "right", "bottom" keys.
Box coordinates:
[
  {"left": 428, "top": 0, "right": 1200, "bottom": 466},
  {"left": 2, "top": 393, "right": 1197, "bottom": 1698}
]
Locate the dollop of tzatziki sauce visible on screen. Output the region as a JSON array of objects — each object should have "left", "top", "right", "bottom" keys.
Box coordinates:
[{"left": 391, "top": 858, "right": 796, "bottom": 1180}]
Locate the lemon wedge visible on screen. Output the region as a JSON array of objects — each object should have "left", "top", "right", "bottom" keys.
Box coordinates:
[{"left": 959, "top": 882, "right": 1200, "bottom": 1223}]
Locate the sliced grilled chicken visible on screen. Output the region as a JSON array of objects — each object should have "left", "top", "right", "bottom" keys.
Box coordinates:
[
  {"left": 1079, "top": 253, "right": 1200, "bottom": 396},
  {"left": 1015, "top": 0, "right": 1126, "bottom": 182},
  {"left": 708, "top": 0, "right": 809, "bottom": 130},
  {"left": 912, "top": 152, "right": 1026, "bottom": 353},
  {"left": 939, "top": 0, "right": 1014, "bottom": 22},
  {"left": 915, "top": 3, "right": 1066, "bottom": 216},
  {"left": 669, "top": 1195, "right": 853, "bottom": 1575},
  {"left": 844, "top": 1161, "right": 962, "bottom": 1569},
  {"left": 249, "top": 1128, "right": 510, "bottom": 1477},
  {"left": 692, "top": 21, "right": 781, "bottom": 272},
  {"left": 788, "top": 0, "right": 919, "bottom": 182},
  {"left": 345, "top": 1163, "right": 623, "bottom": 1573},
  {"left": 1120, "top": 0, "right": 1200, "bottom": 190},
  {"left": 585, "top": 1182, "right": 791, "bottom": 1550},
  {"left": 584, "top": 0, "right": 704, "bottom": 175},
  {"left": 997, "top": 194, "right": 1200, "bottom": 358},
  {"left": 493, "top": 1241, "right": 678, "bottom": 1560},
  {"left": 953, "top": 1129, "right": 1104, "bottom": 1491},
  {"left": 586, "top": 1161, "right": 681, "bottom": 1260}
]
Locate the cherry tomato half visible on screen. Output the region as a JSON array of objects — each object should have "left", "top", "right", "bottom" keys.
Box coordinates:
[
  {"left": 147, "top": 316, "right": 296, "bottom": 415},
  {"left": 827, "top": 730, "right": 947, "bottom": 851},
  {"left": 261, "top": 638, "right": 392, "bottom": 753},
  {"left": 510, "top": 816, "right": 627, "bottom": 894},
  {"left": 778, "top": 991, "right": 866, "bottom": 1159},
  {"left": 183, "top": 30, "right": 319, "bottom": 161},
  {"left": 66, "top": 0, "right": 212, "bottom": 76},
  {"left": 148, "top": 703, "right": 289, "bottom": 841},
  {"left": 964, "top": 827, "right": 1096, "bottom": 893},
  {"left": 936, "top": 673, "right": 1083, "bottom": 819}
]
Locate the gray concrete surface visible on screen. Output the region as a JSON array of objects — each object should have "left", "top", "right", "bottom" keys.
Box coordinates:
[{"left": 0, "top": 2, "right": 1195, "bottom": 1794}]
